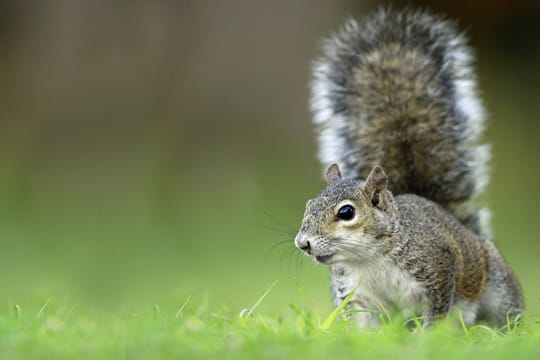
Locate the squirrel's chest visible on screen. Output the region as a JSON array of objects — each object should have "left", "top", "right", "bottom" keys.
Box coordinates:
[{"left": 332, "top": 259, "right": 427, "bottom": 312}]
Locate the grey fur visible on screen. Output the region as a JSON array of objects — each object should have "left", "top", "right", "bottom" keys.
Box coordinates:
[
  {"left": 296, "top": 8, "right": 523, "bottom": 328},
  {"left": 295, "top": 166, "right": 523, "bottom": 328},
  {"left": 311, "top": 8, "right": 489, "bottom": 234}
]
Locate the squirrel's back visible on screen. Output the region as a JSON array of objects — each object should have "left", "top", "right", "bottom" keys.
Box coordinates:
[{"left": 311, "top": 8, "right": 489, "bottom": 234}]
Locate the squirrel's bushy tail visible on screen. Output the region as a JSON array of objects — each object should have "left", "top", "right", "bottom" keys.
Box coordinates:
[{"left": 311, "top": 8, "right": 490, "bottom": 234}]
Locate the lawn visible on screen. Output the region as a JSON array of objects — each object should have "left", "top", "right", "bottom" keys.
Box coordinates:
[
  {"left": 0, "top": 134, "right": 538, "bottom": 358},
  {"left": 1, "top": 287, "right": 539, "bottom": 359},
  {"left": 0, "top": 132, "right": 538, "bottom": 358},
  {"left": 1, "top": 8, "right": 539, "bottom": 357}
]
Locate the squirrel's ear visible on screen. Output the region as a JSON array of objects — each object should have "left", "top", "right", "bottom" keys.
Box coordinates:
[
  {"left": 364, "top": 165, "right": 388, "bottom": 208},
  {"left": 326, "top": 163, "right": 342, "bottom": 185}
]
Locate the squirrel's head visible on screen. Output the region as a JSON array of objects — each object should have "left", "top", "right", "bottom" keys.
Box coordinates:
[{"left": 295, "top": 164, "right": 398, "bottom": 265}]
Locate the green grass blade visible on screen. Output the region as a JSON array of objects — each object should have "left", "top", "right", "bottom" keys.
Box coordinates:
[
  {"left": 35, "top": 296, "right": 53, "bottom": 320},
  {"left": 175, "top": 295, "right": 192, "bottom": 320},
  {"left": 320, "top": 287, "right": 357, "bottom": 332},
  {"left": 240, "top": 280, "right": 278, "bottom": 318}
]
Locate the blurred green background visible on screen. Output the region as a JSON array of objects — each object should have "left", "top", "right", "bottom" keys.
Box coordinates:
[{"left": 0, "top": 0, "right": 539, "bottom": 317}]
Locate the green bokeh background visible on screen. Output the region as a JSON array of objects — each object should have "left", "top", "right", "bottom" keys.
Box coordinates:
[{"left": 0, "top": 1, "right": 538, "bottom": 317}]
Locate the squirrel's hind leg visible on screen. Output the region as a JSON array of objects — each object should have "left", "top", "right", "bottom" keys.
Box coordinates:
[
  {"left": 476, "top": 274, "right": 523, "bottom": 327},
  {"left": 475, "top": 242, "right": 523, "bottom": 328}
]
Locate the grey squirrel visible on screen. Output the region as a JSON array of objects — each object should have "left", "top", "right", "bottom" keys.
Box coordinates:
[{"left": 294, "top": 8, "right": 523, "bottom": 328}]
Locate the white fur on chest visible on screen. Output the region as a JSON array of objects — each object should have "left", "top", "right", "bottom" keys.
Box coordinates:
[{"left": 332, "top": 258, "right": 427, "bottom": 323}]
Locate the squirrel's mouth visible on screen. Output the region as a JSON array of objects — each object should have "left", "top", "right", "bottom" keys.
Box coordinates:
[{"left": 315, "top": 254, "right": 334, "bottom": 264}]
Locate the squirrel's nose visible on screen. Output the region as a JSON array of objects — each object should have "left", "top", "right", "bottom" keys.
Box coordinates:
[
  {"left": 295, "top": 234, "right": 312, "bottom": 254},
  {"left": 300, "top": 241, "right": 311, "bottom": 253}
]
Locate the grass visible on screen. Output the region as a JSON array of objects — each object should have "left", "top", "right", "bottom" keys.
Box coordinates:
[
  {"left": 1, "top": 8, "right": 539, "bottom": 358},
  {"left": 0, "top": 70, "right": 538, "bottom": 358},
  {"left": 1, "top": 284, "right": 539, "bottom": 360},
  {"left": 0, "top": 67, "right": 538, "bottom": 358}
]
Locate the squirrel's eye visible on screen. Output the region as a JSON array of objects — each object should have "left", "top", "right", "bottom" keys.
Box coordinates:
[{"left": 336, "top": 205, "right": 355, "bottom": 221}]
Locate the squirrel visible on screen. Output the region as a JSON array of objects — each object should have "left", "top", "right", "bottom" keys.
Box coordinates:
[{"left": 294, "top": 8, "right": 523, "bottom": 328}]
